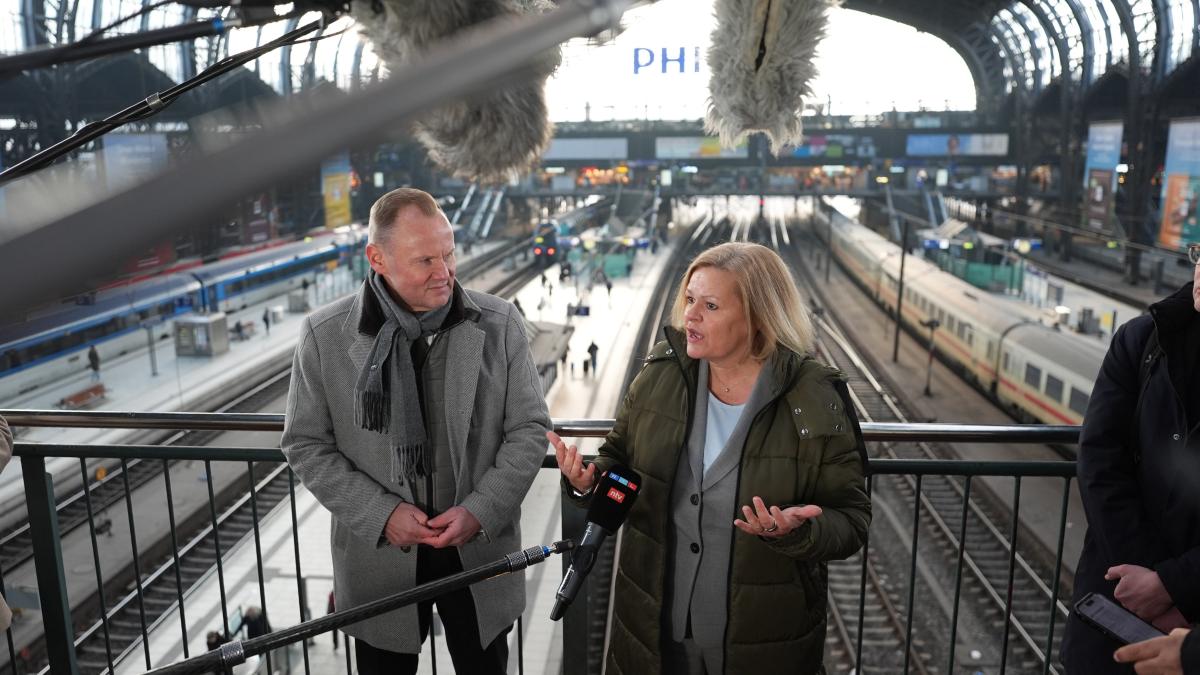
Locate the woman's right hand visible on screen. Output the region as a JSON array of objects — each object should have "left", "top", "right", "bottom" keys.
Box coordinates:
[{"left": 547, "top": 430, "right": 596, "bottom": 494}]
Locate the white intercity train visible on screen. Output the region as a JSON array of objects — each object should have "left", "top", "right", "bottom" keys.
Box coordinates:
[{"left": 812, "top": 201, "right": 1110, "bottom": 427}]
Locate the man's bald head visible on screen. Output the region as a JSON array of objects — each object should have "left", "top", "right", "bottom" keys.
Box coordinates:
[{"left": 368, "top": 187, "right": 447, "bottom": 244}]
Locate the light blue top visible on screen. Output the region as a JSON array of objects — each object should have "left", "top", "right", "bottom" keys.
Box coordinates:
[{"left": 703, "top": 392, "right": 745, "bottom": 474}]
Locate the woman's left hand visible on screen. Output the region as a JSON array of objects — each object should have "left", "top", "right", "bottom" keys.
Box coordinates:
[{"left": 734, "top": 496, "right": 823, "bottom": 538}]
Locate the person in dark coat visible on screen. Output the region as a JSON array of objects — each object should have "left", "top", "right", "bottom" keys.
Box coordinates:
[
  {"left": 549, "top": 243, "right": 870, "bottom": 674},
  {"left": 1062, "top": 259, "right": 1200, "bottom": 673},
  {"left": 87, "top": 345, "right": 101, "bottom": 382},
  {"left": 244, "top": 606, "right": 270, "bottom": 639},
  {"left": 586, "top": 341, "right": 598, "bottom": 373},
  {"left": 262, "top": 308, "right": 271, "bottom": 336}
]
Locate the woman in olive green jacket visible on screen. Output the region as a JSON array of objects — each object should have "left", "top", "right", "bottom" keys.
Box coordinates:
[{"left": 551, "top": 243, "right": 871, "bottom": 674}]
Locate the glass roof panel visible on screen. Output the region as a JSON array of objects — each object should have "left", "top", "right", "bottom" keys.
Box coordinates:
[
  {"left": 994, "top": 8, "right": 1038, "bottom": 90},
  {"left": 1011, "top": 3, "right": 1055, "bottom": 85},
  {"left": 0, "top": 0, "right": 23, "bottom": 51},
  {"left": 1039, "top": 0, "right": 1087, "bottom": 81},
  {"left": 1167, "top": 0, "right": 1196, "bottom": 72},
  {"left": 1128, "top": 0, "right": 1156, "bottom": 72}
]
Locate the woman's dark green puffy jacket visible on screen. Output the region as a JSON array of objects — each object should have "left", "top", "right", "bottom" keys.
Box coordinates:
[{"left": 580, "top": 328, "right": 871, "bottom": 675}]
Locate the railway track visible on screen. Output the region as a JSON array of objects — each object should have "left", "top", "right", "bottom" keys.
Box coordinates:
[{"left": 766, "top": 213, "right": 1070, "bottom": 674}]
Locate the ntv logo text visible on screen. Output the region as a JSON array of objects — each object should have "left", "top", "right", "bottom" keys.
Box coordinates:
[{"left": 632, "top": 47, "right": 704, "bottom": 74}]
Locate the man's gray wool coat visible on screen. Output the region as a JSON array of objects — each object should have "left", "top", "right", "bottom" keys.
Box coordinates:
[{"left": 282, "top": 285, "right": 551, "bottom": 653}]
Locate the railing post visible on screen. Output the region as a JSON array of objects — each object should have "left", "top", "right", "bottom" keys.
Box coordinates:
[
  {"left": 21, "top": 455, "right": 81, "bottom": 675},
  {"left": 560, "top": 494, "right": 590, "bottom": 675}
]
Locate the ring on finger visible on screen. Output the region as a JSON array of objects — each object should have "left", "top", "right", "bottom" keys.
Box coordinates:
[{"left": 763, "top": 517, "right": 779, "bottom": 533}]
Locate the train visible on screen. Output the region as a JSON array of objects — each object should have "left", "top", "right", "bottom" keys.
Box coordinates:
[
  {"left": 532, "top": 221, "right": 564, "bottom": 266},
  {"left": 0, "top": 229, "right": 366, "bottom": 397},
  {"left": 813, "top": 200, "right": 1109, "bottom": 426}
]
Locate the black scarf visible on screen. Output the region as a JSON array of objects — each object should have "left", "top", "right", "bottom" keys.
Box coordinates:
[{"left": 355, "top": 271, "right": 454, "bottom": 482}]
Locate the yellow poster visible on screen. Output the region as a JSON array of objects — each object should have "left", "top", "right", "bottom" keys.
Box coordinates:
[{"left": 322, "top": 152, "right": 352, "bottom": 229}]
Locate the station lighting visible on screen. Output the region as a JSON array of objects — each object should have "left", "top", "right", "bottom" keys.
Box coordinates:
[
  {"left": 875, "top": 176, "right": 889, "bottom": 184},
  {"left": 1115, "top": 163, "right": 1129, "bottom": 173}
]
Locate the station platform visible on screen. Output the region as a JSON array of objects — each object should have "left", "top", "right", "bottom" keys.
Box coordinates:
[{"left": 1024, "top": 239, "right": 1192, "bottom": 313}]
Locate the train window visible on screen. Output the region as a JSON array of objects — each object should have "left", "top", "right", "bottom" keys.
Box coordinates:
[
  {"left": 1045, "top": 375, "right": 1064, "bottom": 403},
  {"left": 1003, "top": 351, "right": 1011, "bottom": 372},
  {"left": 987, "top": 341, "right": 995, "bottom": 360},
  {"left": 956, "top": 322, "right": 965, "bottom": 339},
  {"left": 1024, "top": 364, "right": 1042, "bottom": 388},
  {"left": 1069, "top": 387, "right": 1090, "bottom": 415},
  {"left": 936, "top": 308, "right": 944, "bottom": 323},
  {"left": 965, "top": 328, "right": 973, "bottom": 347},
  {"left": 947, "top": 316, "right": 956, "bottom": 333}
]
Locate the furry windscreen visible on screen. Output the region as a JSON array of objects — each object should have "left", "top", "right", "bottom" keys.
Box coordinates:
[
  {"left": 353, "top": 0, "right": 561, "bottom": 184},
  {"left": 705, "top": 0, "right": 834, "bottom": 155}
]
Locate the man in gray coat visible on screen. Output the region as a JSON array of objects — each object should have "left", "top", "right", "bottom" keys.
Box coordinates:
[
  {"left": 282, "top": 188, "right": 551, "bottom": 674},
  {"left": 0, "top": 415, "right": 11, "bottom": 632}
]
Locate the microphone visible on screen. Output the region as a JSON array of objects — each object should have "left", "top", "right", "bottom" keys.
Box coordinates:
[
  {"left": 550, "top": 465, "right": 641, "bottom": 621},
  {"left": 705, "top": 0, "right": 832, "bottom": 155},
  {"left": 352, "top": 0, "right": 562, "bottom": 183}
]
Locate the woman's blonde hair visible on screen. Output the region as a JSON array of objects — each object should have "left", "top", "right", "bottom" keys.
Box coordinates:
[{"left": 670, "top": 242, "right": 814, "bottom": 361}]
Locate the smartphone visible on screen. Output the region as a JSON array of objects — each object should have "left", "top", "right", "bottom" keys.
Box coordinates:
[{"left": 1074, "top": 592, "right": 1166, "bottom": 645}]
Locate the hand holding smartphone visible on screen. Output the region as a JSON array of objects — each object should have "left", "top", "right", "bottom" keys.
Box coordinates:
[{"left": 1075, "top": 592, "right": 1166, "bottom": 645}]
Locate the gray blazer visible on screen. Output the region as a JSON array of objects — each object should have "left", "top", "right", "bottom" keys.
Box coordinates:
[
  {"left": 0, "top": 416, "right": 11, "bottom": 631},
  {"left": 282, "top": 285, "right": 551, "bottom": 653}
]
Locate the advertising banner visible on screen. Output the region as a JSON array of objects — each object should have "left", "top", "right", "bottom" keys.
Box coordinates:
[
  {"left": 543, "top": 137, "right": 629, "bottom": 161},
  {"left": 905, "top": 133, "right": 1009, "bottom": 157},
  {"left": 321, "top": 152, "right": 353, "bottom": 229},
  {"left": 1157, "top": 118, "right": 1200, "bottom": 251},
  {"left": 655, "top": 136, "right": 748, "bottom": 159},
  {"left": 1081, "top": 121, "right": 1123, "bottom": 231},
  {"left": 785, "top": 134, "right": 876, "bottom": 159}
]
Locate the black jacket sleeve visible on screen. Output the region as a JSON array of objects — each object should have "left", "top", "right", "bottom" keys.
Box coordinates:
[
  {"left": 1077, "top": 319, "right": 1166, "bottom": 568},
  {"left": 1183, "top": 628, "right": 1200, "bottom": 675}
]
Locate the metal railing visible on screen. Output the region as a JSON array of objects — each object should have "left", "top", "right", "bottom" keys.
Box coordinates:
[{"left": 0, "top": 411, "right": 1081, "bottom": 675}]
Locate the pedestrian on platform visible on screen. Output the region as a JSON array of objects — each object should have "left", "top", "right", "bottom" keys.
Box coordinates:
[
  {"left": 262, "top": 308, "right": 271, "bottom": 336},
  {"left": 282, "top": 188, "right": 550, "bottom": 675},
  {"left": 587, "top": 341, "right": 598, "bottom": 374},
  {"left": 234, "top": 320, "right": 245, "bottom": 341},
  {"left": 605, "top": 279, "right": 613, "bottom": 297},
  {"left": 540, "top": 272, "right": 547, "bottom": 288},
  {"left": 550, "top": 242, "right": 870, "bottom": 675},
  {"left": 582, "top": 358, "right": 589, "bottom": 378},
  {"left": 0, "top": 415, "right": 11, "bottom": 632},
  {"left": 87, "top": 345, "right": 100, "bottom": 382},
  {"left": 244, "top": 606, "right": 270, "bottom": 639},
  {"left": 1062, "top": 243, "right": 1200, "bottom": 674}
]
